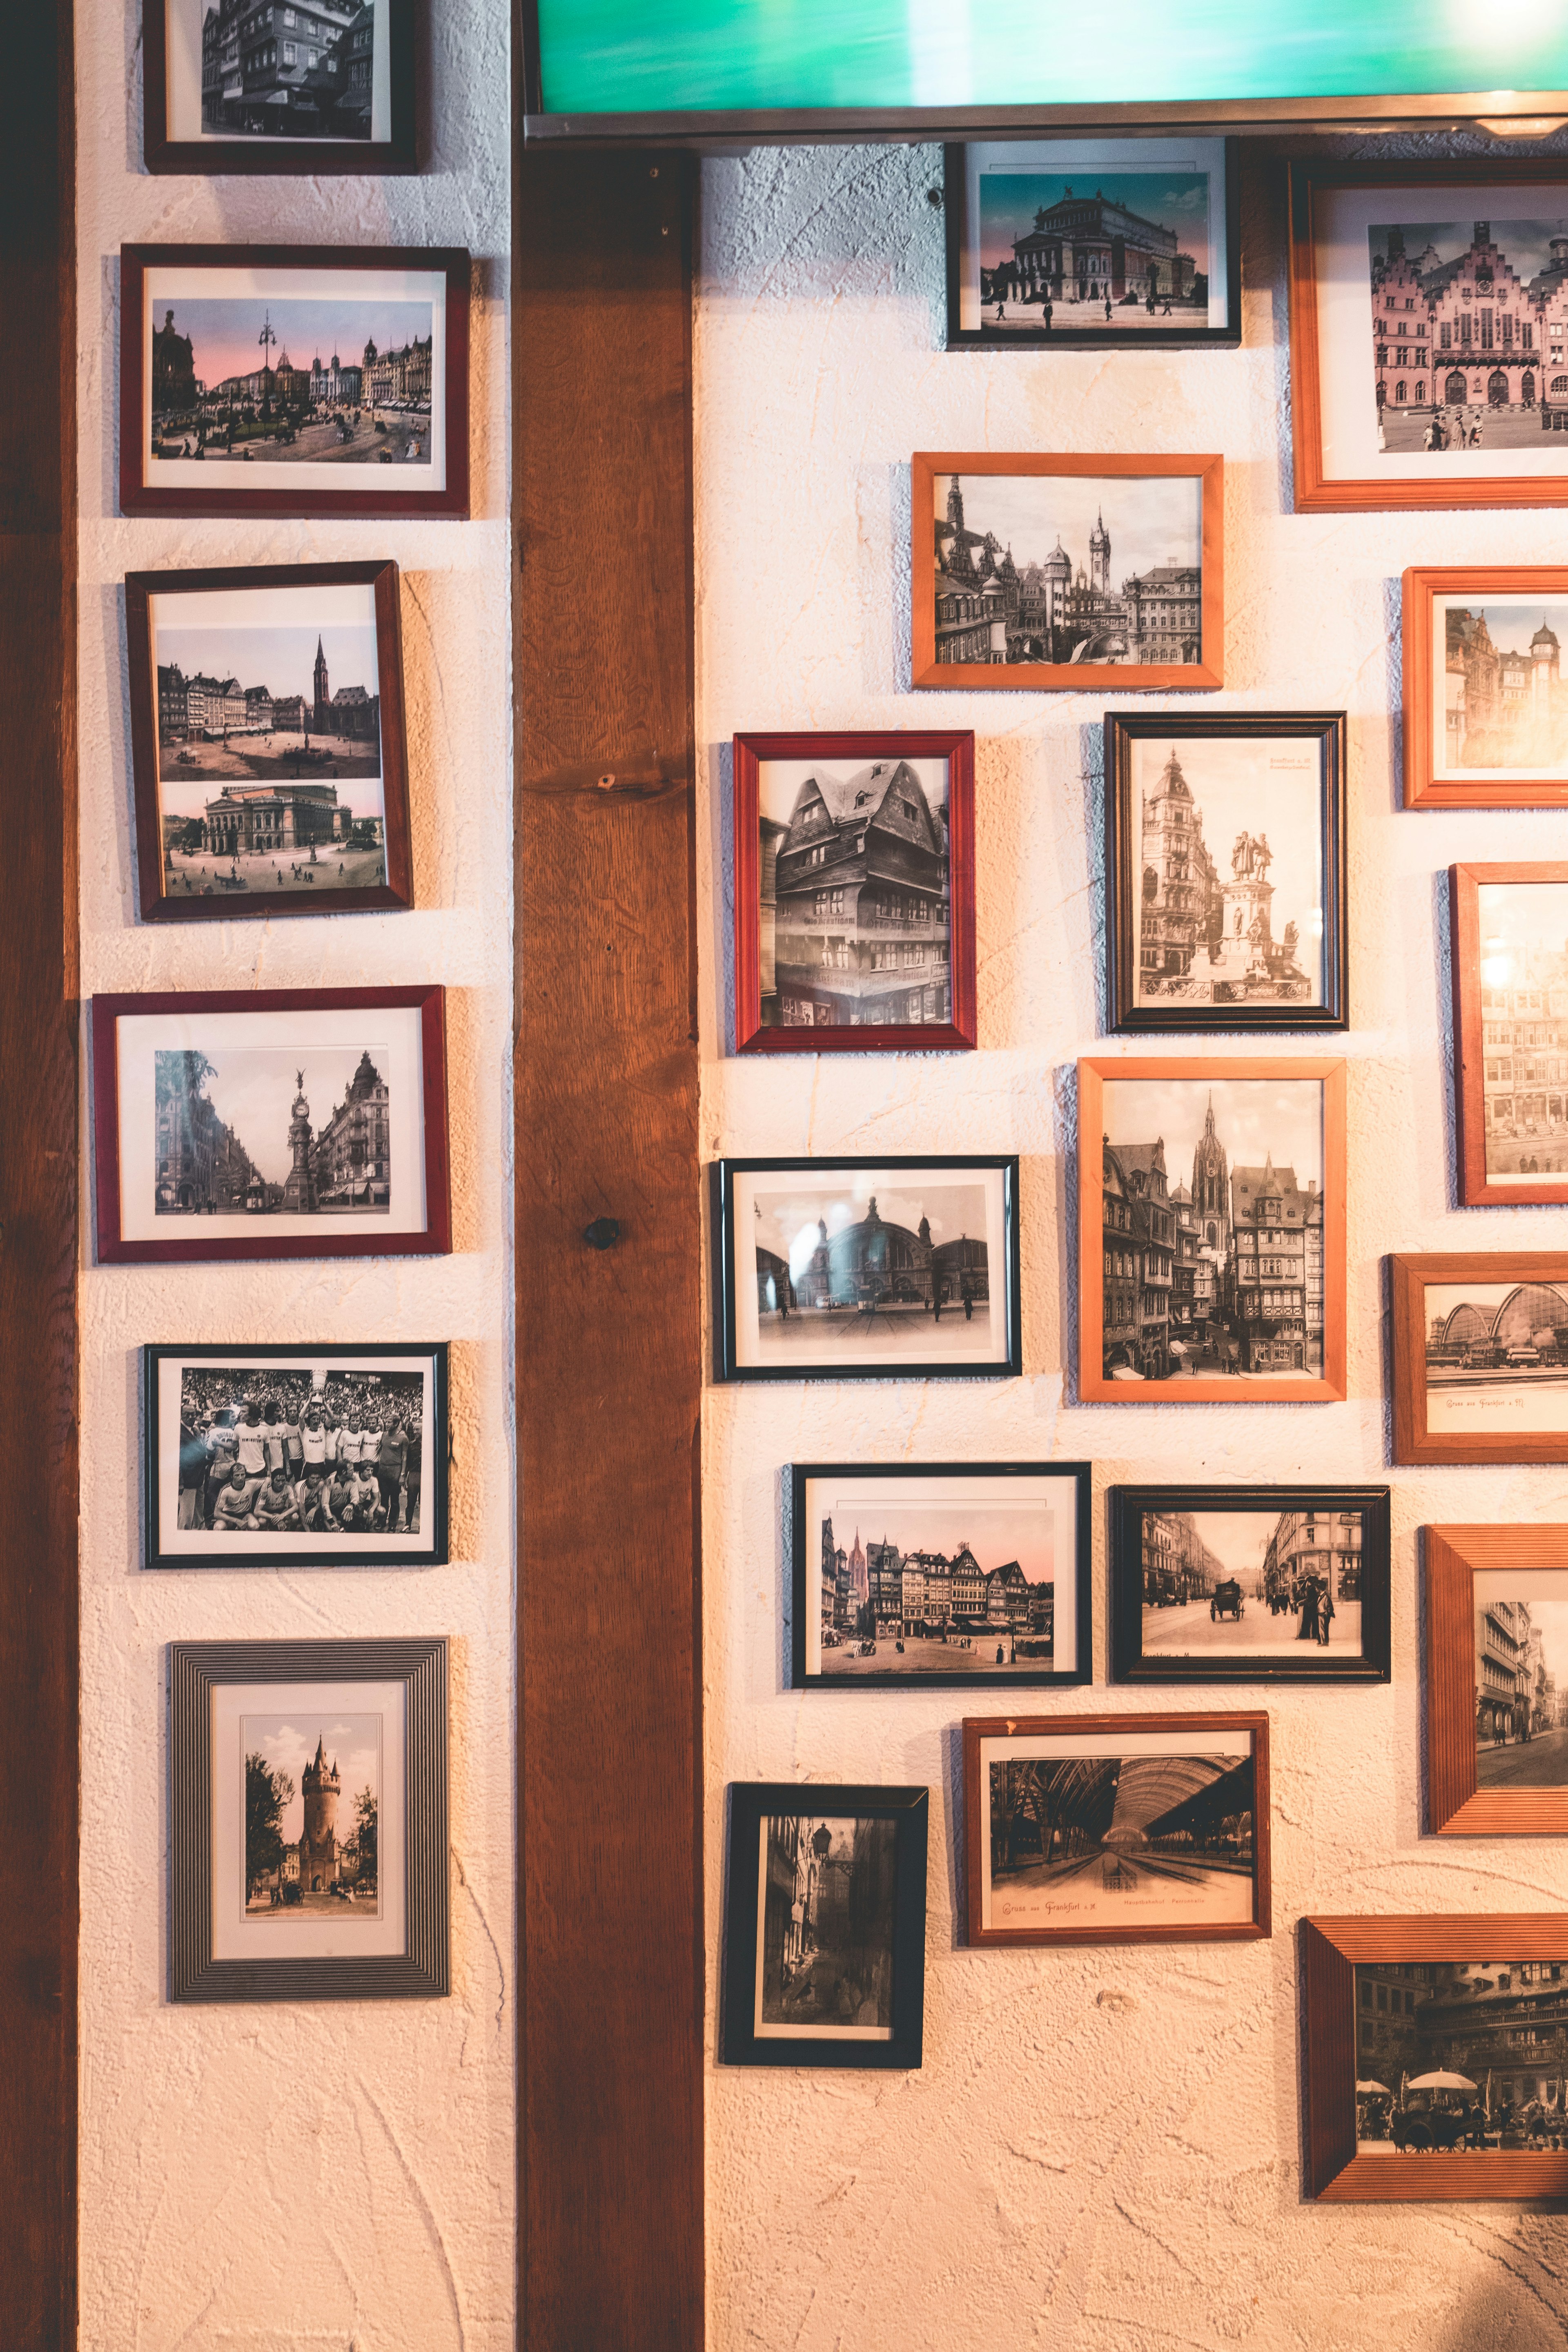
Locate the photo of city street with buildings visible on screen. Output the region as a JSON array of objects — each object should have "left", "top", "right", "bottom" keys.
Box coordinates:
[
  {"left": 1468, "top": 881, "right": 1568, "bottom": 1178},
  {"left": 182, "top": 0, "right": 381, "bottom": 145},
  {"left": 1474, "top": 1578, "right": 1568, "bottom": 1788},
  {"left": 1129, "top": 1502, "right": 1366, "bottom": 1661},
  {"left": 154, "top": 1043, "right": 391, "bottom": 1217},
  {"left": 976, "top": 167, "right": 1211, "bottom": 331},
  {"left": 149, "top": 291, "right": 434, "bottom": 468},
  {"left": 756, "top": 1815, "right": 897, "bottom": 2038},
  {"left": 243, "top": 1715, "right": 380, "bottom": 1918},
  {"left": 1354, "top": 1958, "right": 1568, "bottom": 2152},
  {"left": 746, "top": 1175, "right": 1000, "bottom": 1367},
  {"left": 1368, "top": 218, "right": 1568, "bottom": 454},
  {"left": 1423, "top": 1278, "right": 1568, "bottom": 1436},
  {"left": 1099, "top": 1076, "right": 1326, "bottom": 1383},
  {"left": 1437, "top": 600, "right": 1568, "bottom": 780}
]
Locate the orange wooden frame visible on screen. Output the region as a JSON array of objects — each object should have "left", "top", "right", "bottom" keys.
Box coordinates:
[
  {"left": 1392, "top": 1251, "right": 1568, "bottom": 1465},
  {"left": 1404, "top": 570, "right": 1568, "bottom": 808},
  {"left": 1450, "top": 864, "right": 1568, "bottom": 1207},
  {"left": 1425, "top": 1526, "right": 1568, "bottom": 1837}
]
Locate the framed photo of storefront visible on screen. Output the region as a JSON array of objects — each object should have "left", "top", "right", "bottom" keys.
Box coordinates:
[
  {"left": 732, "top": 730, "right": 976, "bottom": 1053},
  {"left": 169, "top": 1636, "right": 448, "bottom": 2002},
  {"left": 911, "top": 452, "right": 1224, "bottom": 693},
  {"left": 1303, "top": 1914, "right": 1568, "bottom": 2199},
  {"left": 125, "top": 560, "right": 413, "bottom": 922},
  {"left": 1078, "top": 1057, "right": 1348, "bottom": 1404},
  {"left": 1451, "top": 864, "right": 1568, "bottom": 1205},
  {"left": 1425, "top": 1525, "right": 1568, "bottom": 1837},
  {"left": 712, "top": 1156, "right": 1021, "bottom": 1383},
  {"left": 1288, "top": 163, "right": 1568, "bottom": 513},
  {"left": 1108, "top": 1485, "right": 1391, "bottom": 1685},
  {"left": 1104, "top": 712, "right": 1348, "bottom": 1033},
  {"left": 943, "top": 137, "right": 1239, "bottom": 351},
  {"left": 1404, "top": 568, "right": 1568, "bottom": 808},
  {"left": 1392, "top": 1253, "right": 1568, "bottom": 1466},
  {"left": 91, "top": 985, "right": 451, "bottom": 1265},
  {"left": 143, "top": 0, "right": 415, "bottom": 176},
  {"left": 143, "top": 1342, "right": 448, "bottom": 1571},
  {"left": 120, "top": 245, "right": 470, "bottom": 520}
]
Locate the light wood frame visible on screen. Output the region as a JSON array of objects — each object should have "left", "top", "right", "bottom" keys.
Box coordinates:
[
  {"left": 1451, "top": 863, "right": 1568, "bottom": 1206},
  {"left": 1391, "top": 1252, "right": 1568, "bottom": 1465},
  {"left": 1078, "top": 1056, "right": 1348, "bottom": 1404},
  {"left": 910, "top": 452, "right": 1224, "bottom": 692},
  {"left": 1404, "top": 569, "right": 1568, "bottom": 808},
  {"left": 1303, "top": 1913, "right": 1568, "bottom": 2200},
  {"left": 1426, "top": 1526, "right": 1568, "bottom": 1836}
]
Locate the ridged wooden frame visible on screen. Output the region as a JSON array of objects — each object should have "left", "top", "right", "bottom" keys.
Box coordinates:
[
  {"left": 1391, "top": 1251, "right": 1568, "bottom": 1464},
  {"left": 142, "top": 0, "right": 416, "bottom": 175},
  {"left": 1404, "top": 569, "right": 1568, "bottom": 807},
  {"left": 169, "top": 1636, "right": 449, "bottom": 2002},
  {"left": 1303, "top": 1913, "right": 1568, "bottom": 2200},
  {"left": 1450, "top": 863, "right": 1568, "bottom": 1206},
  {"left": 1425, "top": 1526, "right": 1568, "bottom": 1835}
]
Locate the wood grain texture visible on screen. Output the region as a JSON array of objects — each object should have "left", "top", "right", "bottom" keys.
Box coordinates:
[
  {"left": 1403, "top": 569, "right": 1568, "bottom": 807},
  {"left": 1392, "top": 1251, "right": 1568, "bottom": 1464},
  {"left": 1450, "top": 864, "right": 1568, "bottom": 1205},
  {"left": 1426, "top": 1524, "right": 1568, "bottom": 1835},
  {"left": 515, "top": 145, "right": 702, "bottom": 2351},
  {"left": 0, "top": 0, "right": 78, "bottom": 2332}
]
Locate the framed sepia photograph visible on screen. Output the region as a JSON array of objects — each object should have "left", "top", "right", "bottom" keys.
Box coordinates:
[
  {"left": 944, "top": 137, "right": 1239, "bottom": 351},
  {"left": 169, "top": 1636, "right": 448, "bottom": 2001},
  {"left": 721, "top": 1782, "right": 928, "bottom": 2069},
  {"left": 731, "top": 730, "right": 976, "bottom": 1053},
  {"left": 1303, "top": 1914, "right": 1568, "bottom": 2198},
  {"left": 711, "top": 1155, "right": 1021, "bottom": 1383},
  {"left": 91, "top": 985, "right": 451, "bottom": 1265},
  {"left": 1451, "top": 864, "right": 1568, "bottom": 1205},
  {"left": 1104, "top": 712, "right": 1348, "bottom": 1032},
  {"left": 1108, "top": 1485, "right": 1391, "bottom": 1685},
  {"left": 790, "top": 1461, "right": 1091, "bottom": 1690},
  {"left": 1404, "top": 568, "right": 1568, "bottom": 808},
  {"left": 143, "top": 0, "right": 414, "bottom": 175},
  {"left": 143, "top": 1342, "right": 448, "bottom": 1571},
  {"left": 1427, "top": 1524, "right": 1568, "bottom": 1837},
  {"left": 120, "top": 245, "right": 470, "bottom": 520},
  {"left": 1079, "top": 1057, "right": 1348, "bottom": 1403},
  {"left": 962, "top": 1711, "right": 1270, "bottom": 1949},
  {"left": 911, "top": 452, "right": 1223, "bottom": 693},
  {"left": 1392, "top": 1252, "right": 1568, "bottom": 1466},
  {"left": 1289, "top": 163, "right": 1568, "bottom": 513},
  {"left": 125, "top": 560, "right": 412, "bottom": 921}
]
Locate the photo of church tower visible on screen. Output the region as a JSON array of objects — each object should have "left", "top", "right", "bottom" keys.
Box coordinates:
[{"left": 297, "top": 1733, "right": 341, "bottom": 1894}]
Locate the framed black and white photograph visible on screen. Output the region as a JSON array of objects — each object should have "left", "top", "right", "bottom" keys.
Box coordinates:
[
  {"left": 944, "top": 137, "right": 1239, "bottom": 350},
  {"left": 712, "top": 1156, "right": 1021, "bottom": 1383},
  {"left": 143, "top": 0, "right": 414, "bottom": 175},
  {"left": 91, "top": 986, "right": 451, "bottom": 1265},
  {"left": 791, "top": 1462, "right": 1090, "bottom": 1690},
  {"left": 1104, "top": 713, "right": 1348, "bottom": 1032},
  {"left": 721, "top": 1783, "right": 927, "bottom": 2069},
  {"left": 1109, "top": 1486, "right": 1391, "bottom": 1684},
  {"left": 143, "top": 1343, "right": 448, "bottom": 1571},
  {"left": 126, "top": 560, "right": 412, "bottom": 921},
  {"left": 169, "top": 1637, "right": 448, "bottom": 2001}
]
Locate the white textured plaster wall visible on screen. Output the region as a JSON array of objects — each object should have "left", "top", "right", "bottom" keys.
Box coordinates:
[
  {"left": 76, "top": 0, "right": 513, "bottom": 2340},
  {"left": 698, "top": 141, "right": 1568, "bottom": 2352}
]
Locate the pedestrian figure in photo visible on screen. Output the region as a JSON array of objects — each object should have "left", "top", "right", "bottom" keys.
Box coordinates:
[
  {"left": 1316, "top": 1579, "right": 1336, "bottom": 1646},
  {"left": 1162, "top": 294, "right": 1172, "bottom": 315},
  {"left": 1296, "top": 1572, "right": 1323, "bottom": 1642},
  {"left": 995, "top": 298, "right": 1005, "bottom": 322},
  {"left": 1042, "top": 297, "right": 1053, "bottom": 328},
  {"left": 960, "top": 1273, "right": 973, "bottom": 1321},
  {"left": 932, "top": 1281, "right": 944, "bottom": 1325},
  {"left": 1104, "top": 293, "right": 1113, "bottom": 321}
]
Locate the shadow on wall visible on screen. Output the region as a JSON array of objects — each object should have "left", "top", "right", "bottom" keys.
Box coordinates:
[{"left": 1431, "top": 2217, "right": 1568, "bottom": 2348}]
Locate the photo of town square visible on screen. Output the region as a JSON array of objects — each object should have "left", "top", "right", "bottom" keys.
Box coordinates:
[
  {"left": 1473, "top": 1581, "right": 1568, "bottom": 1789},
  {"left": 1424, "top": 1279, "right": 1568, "bottom": 1436},
  {"left": 1134, "top": 1503, "right": 1364, "bottom": 1660},
  {"left": 809, "top": 1486, "right": 1057, "bottom": 1677},
  {"left": 1130, "top": 736, "right": 1324, "bottom": 1007},
  {"left": 751, "top": 1179, "right": 995, "bottom": 1363},
  {"left": 1439, "top": 601, "right": 1568, "bottom": 778},
  {"left": 149, "top": 292, "right": 434, "bottom": 466},
  {"left": 985, "top": 1744, "right": 1256, "bottom": 1931},
  {"left": 1368, "top": 218, "right": 1568, "bottom": 452},
  {"left": 932, "top": 471, "right": 1203, "bottom": 669},
  {"left": 154, "top": 1044, "right": 391, "bottom": 1216},
  {"left": 1470, "top": 881, "right": 1568, "bottom": 1177},
  {"left": 244, "top": 1716, "right": 380, "bottom": 1917},
  {"left": 977, "top": 169, "right": 1211, "bottom": 331},
  {"left": 1100, "top": 1077, "right": 1325, "bottom": 1382},
  {"left": 757, "top": 1815, "right": 896, "bottom": 2038},
  {"left": 1354, "top": 1959, "right": 1568, "bottom": 2153}
]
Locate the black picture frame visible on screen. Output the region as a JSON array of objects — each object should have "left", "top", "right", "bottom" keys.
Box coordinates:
[
  {"left": 711, "top": 1155, "right": 1022, "bottom": 1384},
  {"left": 1109, "top": 1484, "right": 1392, "bottom": 1684},
  {"left": 143, "top": 0, "right": 416, "bottom": 174},
  {"left": 169, "top": 1636, "right": 448, "bottom": 2002},
  {"left": 789, "top": 1460, "right": 1091, "bottom": 1689},
  {"left": 143, "top": 1342, "right": 449, "bottom": 1570},
  {"left": 721, "top": 1783, "right": 928, "bottom": 2069},
  {"left": 943, "top": 137, "right": 1241, "bottom": 352},
  {"left": 1104, "top": 711, "right": 1349, "bottom": 1034}
]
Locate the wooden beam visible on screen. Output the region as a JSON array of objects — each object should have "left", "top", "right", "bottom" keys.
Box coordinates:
[
  {"left": 514, "top": 145, "right": 703, "bottom": 2349},
  {"left": 0, "top": 0, "right": 78, "bottom": 2338}
]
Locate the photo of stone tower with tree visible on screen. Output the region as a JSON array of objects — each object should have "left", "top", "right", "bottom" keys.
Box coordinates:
[{"left": 244, "top": 1718, "right": 381, "bottom": 1915}]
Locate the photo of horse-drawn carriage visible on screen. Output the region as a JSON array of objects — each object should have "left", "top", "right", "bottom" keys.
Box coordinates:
[{"left": 1209, "top": 1578, "right": 1243, "bottom": 1623}]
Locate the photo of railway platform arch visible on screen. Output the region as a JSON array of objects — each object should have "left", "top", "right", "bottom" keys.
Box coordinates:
[{"left": 1425, "top": 1278, "right": 1568, "bottom": 1437}]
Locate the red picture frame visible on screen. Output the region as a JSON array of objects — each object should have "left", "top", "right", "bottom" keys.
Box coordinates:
[
  {"left": 732, "top": 730, "right": 976, "bottom": 1054},
  {"left": 91, "top": 985, "right": 451, "bottom": 1265}
]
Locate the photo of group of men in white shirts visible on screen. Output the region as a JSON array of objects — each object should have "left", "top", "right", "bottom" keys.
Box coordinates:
[{"left": 177, "top": 1367, "right": 424, "bottom": 1539}]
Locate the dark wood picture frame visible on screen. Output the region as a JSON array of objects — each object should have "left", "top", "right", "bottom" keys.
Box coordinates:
[
  {"left": 1404, "top": 568, "right": 1568, "bottom": 808},
  {"left": 1426, "top": 1525, "right": 1568, "bottom": 1836},
  {"left": 962, "top": 1709, "right": 1271, "bottom": 1949},
  {"left": 1288, "top": 162, "right": 1568, "bottom": 514},
  {"left": 1078, "top": 1056, "right": 1348, "bottom": 1404},
  {"left": 1108, "top": 1484, "right": 1391, "bottom": 1684},
  {"left": 1104, "top": 711, "right": 1348, "bottom": 1034},
  {"left": 720, "top": 1782, "right": 928, "bottom": 2069},
  {"left": 125, "top": 559, "right": 414, "bottom": 922},
  {"left": 1391, "top": 1252, "right": 1568, "bottom": 1466},
  {"left": 788, "top": 1459, "right": 1092, "bottom": 1690},
  {"left": 91, "top": 984, "right": 452, "bottom": 1265},
  {"left": 1451, "top": 863, "right": 1568, "bottom": 1206},
  {"left": 143, "top": 1341, "right": 449, "bottom": 1570},
  {"left": 731, "top": 728, "right": 976, "bottom": 1054},
  {"left": 942, "top": 137, "right": 1241, "bottom": 353},
  {"left": 911, "top": 451, "right": 1224, "bottom": 693},
  {"left": 711, "top": 1154, "right": 1023, "bottom": 1384},
  {"left": 169, "top": 1636, "right": 448, "bottom": 2002},
  {"left": 142, "top": 0, "right": 416, "bottom": 175},
  {"left": 119, "top": 244, "right": 471, "bottom": 520},
  {"left": 1303, "top": 1913, "right": 1568, "bottom": 2199}
]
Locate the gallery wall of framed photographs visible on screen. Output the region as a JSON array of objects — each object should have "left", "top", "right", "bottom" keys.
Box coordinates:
[{"left": 699, "top": 137, "right": 1568, "bottom": 2336}]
